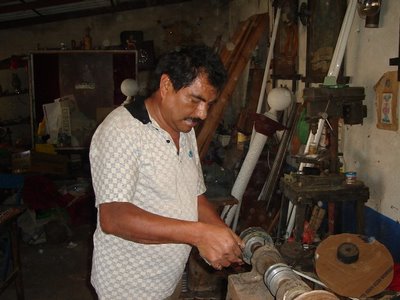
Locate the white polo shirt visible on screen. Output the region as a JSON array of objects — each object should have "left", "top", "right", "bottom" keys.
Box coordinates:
[{"left": 90, "top": 104, "right": 206, "bottom": 299}]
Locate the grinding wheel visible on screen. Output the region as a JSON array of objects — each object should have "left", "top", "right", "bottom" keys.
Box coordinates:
[{"left": 315, "top": 233, "right": 394, "bottom": 298}]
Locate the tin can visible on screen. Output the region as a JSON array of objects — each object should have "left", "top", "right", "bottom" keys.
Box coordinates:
[
  {"left": 345, "top": 172, "right": 357, "bottom": 184},
  {"left": 308, "top": 142, "right": 317, "bottom": 155}
]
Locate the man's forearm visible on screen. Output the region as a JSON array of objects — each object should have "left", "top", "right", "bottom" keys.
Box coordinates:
[
  {"left": 99, "top": 202, "right": 203, "bottom": 245},
  {"left": 197, "top": 194, "right": 226, "bottom": 227}
]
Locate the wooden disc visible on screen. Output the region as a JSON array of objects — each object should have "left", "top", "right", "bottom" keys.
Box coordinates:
[
  {"left": 315, "top": 233, "right": 394, "bottom": 298},
  {"left": 295, "top": 290, "right": 339, "bottom": 300}
]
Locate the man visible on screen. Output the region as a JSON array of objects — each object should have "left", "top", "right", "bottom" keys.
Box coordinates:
[{"left": 89, "top": 45, "right": 244, "bottom": 299}]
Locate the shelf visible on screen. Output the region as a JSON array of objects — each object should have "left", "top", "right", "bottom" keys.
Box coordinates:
[
  {"left": 0, "top": 90, "right": 28, "bottom": 98},
  {"left": 0, "top": 117, "right": 30, "bottom": 127},
  {"left": 0, "top": 55, "right": 28, "bottom": 71}
]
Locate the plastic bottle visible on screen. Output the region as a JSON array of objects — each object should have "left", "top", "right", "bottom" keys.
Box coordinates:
[{"left": 83, "top": 27, "right": 92, "bottom": 50}]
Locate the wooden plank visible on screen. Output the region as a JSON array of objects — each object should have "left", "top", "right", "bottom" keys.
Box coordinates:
[
  {"left": 225, "top": 15, "right": 258, "bottom": 74},
  {"left": 195, "top": 17, "right": 256, "bottom": 135},
  {"left": 197, "top": 13, "right": 268, "bottom": 159},
  {"left": 236, "top": 68, "right": 265, "bottom": 134},
  {"left": 195, "top": 16, "right": 255, "bottom": 143},
  {"left": 219, "top": 18, "right": 252, "bottom": 66}
]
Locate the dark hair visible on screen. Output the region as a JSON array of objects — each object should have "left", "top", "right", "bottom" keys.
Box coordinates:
[{"left": 149, "top": 45, "right": 227, "bottom": 94}]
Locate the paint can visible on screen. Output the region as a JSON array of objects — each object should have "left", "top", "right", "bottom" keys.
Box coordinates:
[
  {"left": 308, "top": 142, "right": 317, "bottom": 155},
  {"left": 345, "top": 172, "right": 357, "bottom": 184}
]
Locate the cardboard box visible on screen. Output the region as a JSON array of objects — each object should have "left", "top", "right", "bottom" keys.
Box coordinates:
[{"left": 12, "top": 150, "right": 69, "bottom": 176}]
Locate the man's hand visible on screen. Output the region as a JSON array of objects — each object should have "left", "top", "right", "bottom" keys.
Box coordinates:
[{"left": 195, "top": 223, "right": 244, "bottom": 270}]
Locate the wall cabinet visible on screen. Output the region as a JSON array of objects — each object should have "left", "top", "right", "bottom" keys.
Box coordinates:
[
  {"left": 29, "top": 50, "right": 138, "bottom": 148},
  {"left": 0, "top": 56, "right": 31, "bottom": 147}
]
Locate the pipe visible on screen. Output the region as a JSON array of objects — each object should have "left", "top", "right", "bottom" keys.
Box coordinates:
[
  {"left": 325, "top": 0, "right": 357, "bottom": 84},
  {"left": 222, "top": 114, "right": 273, "bottom": 229},
  {"left": 251, "top": 7, "right": 281, "bottom": 143}
]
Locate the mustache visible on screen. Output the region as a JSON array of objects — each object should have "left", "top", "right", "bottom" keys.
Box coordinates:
[{"left": 184, "top": 117, "right": 202, "bottom": 123}]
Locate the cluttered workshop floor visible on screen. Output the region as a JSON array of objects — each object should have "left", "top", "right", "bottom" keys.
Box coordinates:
[
  {"left": 1, "top": 223, "right": 97, "bottom": 300},
  {"left": 0, "top": 222, "right": 225, "bottom": 300}
]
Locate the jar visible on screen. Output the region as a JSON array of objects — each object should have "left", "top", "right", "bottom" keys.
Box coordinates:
[{"left": 345, "top": 172, "right": 357, "bottom": 184}]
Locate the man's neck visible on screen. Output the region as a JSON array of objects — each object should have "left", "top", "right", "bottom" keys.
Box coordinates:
[{"left": 145, "top": 93, "right": 180, "bottom": 149}]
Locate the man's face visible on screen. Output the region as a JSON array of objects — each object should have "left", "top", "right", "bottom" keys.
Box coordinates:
[{"left": 160, "top": 73, "right": 219, "bottom": 134}]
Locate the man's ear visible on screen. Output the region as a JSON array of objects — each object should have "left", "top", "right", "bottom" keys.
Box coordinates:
[{"left": 160, "top": 74, "right": 171, "bottom": 97}]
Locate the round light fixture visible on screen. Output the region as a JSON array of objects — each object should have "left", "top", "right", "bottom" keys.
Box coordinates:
[
  {"left": 267, "top": 87, "right": 293, "bottom": 115},
  {"left": 121, "top": 78, "right": 139, "bottom": 97}
]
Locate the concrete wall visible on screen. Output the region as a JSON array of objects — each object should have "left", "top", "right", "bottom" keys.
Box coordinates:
[
  {"left": 342, "top": 1, "right": 400, "bottom": 259},
  {"left": 344, "top": 0, "right": 399, "bottom": 223}
]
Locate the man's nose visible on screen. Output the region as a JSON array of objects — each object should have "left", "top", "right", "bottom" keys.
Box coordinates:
[{"left": 196, "top": 102, "right": 208, "bottom": 120}]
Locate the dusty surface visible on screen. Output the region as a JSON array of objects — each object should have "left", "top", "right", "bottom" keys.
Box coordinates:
[{"left": 1, "top": 224, "right": 96, "bottom": 300}]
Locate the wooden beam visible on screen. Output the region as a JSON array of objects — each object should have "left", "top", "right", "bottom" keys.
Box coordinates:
[
  {"left": 220, "top": 18, "right": 252, "bottom": 71},
  {"left": 197, "top": 13, "right": 269, "bottom": 159}
]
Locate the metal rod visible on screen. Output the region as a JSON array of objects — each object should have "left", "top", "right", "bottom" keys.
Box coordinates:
[
  {"left": 326, "top": 0, "right": 358, "bottom": 81},
  {"left": 251, "top": 7, "right": 282, "bottom": 142},
  {"left": 258, "top": 103, "right": 301, "bottom": 210}
]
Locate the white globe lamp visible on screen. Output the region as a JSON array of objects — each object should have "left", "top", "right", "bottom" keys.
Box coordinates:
[
  {"left": 121, "top": 78, "right": 139, "bottom": 105},
  {"left": 266, "top": 87, "right": 293, "bottom": 119}
]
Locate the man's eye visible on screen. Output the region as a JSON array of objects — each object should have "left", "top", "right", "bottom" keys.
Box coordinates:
[{"left": 191, "top": 97, "right": 201, "bottom": 104}]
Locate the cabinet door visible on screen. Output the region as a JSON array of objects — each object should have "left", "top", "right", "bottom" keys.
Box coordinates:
[
  {"left": 29, "top": 50, "right": 137, "bottom": 147},
  {"left": 0, "top": 56, "right": 31, "bottom": 148}
]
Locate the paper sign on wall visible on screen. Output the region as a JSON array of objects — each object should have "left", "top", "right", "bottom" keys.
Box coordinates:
[{"left": 374, "top": 71, "right": 399, "bottom": 131}]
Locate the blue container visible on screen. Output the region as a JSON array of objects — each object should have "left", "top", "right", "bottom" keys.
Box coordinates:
[{"left": 345, "top": 171, "right": 357, "bottom": 184}]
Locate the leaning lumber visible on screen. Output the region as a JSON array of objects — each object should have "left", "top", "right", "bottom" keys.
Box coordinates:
[{"left": 197, "top": 13, "right": 269, "bottom": 159}]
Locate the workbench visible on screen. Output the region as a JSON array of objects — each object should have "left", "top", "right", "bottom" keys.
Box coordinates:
[{"left": 278, "top": 173, "right": 370, "bottom": 242}]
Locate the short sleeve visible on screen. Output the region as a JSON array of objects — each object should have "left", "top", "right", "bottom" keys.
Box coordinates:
[{"left": 90, "top": 120, "right": 140, "bottom": 206}]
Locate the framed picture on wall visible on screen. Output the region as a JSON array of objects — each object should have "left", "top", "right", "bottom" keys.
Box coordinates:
[{"left": 375, "top": 71, "right": 399, "bottom": 131}]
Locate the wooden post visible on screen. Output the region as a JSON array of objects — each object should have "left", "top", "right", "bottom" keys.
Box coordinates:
[{"left": 197, "top": 13, "right": 269, "bottom": 159}]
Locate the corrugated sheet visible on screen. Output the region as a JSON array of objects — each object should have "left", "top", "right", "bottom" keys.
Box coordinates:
[
  {"left": 0, "top": 0, "right": 190, "bottom": 29},
  {"left": 35, "top": 0, "right": 111, "bottom": 15}
]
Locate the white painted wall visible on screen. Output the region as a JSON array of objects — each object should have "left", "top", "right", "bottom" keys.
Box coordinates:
[{"left": 345, "top": 0, "right": 400, "bottom": 222}]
